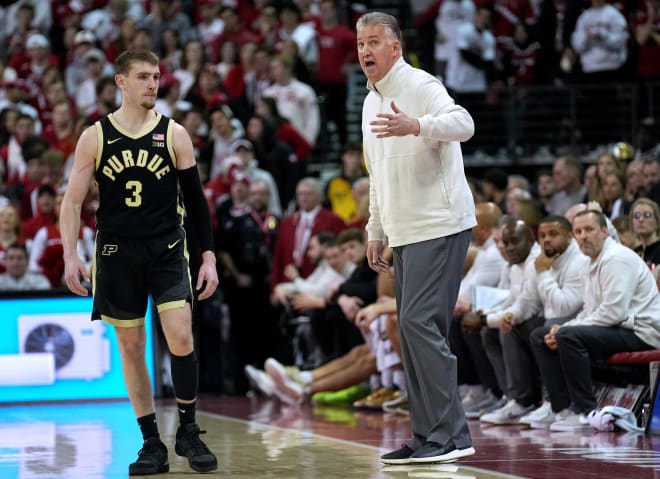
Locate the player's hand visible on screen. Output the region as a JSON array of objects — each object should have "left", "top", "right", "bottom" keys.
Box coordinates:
[
  {"left": 64, "top": 254, "right": 90, "bottom": 296},
  {"left": 196, "top": 253, "right": 219, "bottom": 300}
]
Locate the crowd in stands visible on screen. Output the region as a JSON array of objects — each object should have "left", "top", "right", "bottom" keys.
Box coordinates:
[
  {"left": 1, "top": 0, "right": 660, "bottom": 434},
  {"left": 412, "top": 0, "right": 660, "bottom": 89}
]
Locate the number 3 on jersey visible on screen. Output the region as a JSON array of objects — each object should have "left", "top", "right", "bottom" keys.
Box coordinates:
[{"left": 125, "top": 180, "right": 142, "bottom": 207}]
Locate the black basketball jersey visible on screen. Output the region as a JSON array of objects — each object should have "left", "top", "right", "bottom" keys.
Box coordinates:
[{"left": 94, "top": 112, "right": 183, "bottom": 237}]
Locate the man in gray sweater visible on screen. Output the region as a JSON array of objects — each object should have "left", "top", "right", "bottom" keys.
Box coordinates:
[{"left": 531, "top": 210, "right": 660, "bottom": 432}]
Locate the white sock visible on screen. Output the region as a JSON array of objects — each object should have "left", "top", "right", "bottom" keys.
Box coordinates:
[
  {"left": 369, "top": 374, "right": 381, "bottom": 391},
  {"left": 381, "top": 368, "right": 393, "bottom": 389},
  {"left": 392, "top": 370, "right": 406, "bottom": 393}
]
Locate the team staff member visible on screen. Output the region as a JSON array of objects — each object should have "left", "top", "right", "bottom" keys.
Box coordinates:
[
  {"left": 357, "top": 12, "right": 477, "bottom": 465},
  {"left": 60, "top": 50, "right": 219, "bottom": 476}
]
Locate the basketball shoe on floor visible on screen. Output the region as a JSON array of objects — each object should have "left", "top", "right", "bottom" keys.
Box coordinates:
[
  {"left": 480, "top": 399, "right": 534, "bottom": 425},
  {"left": 175, "top": 423, "right": 218, "bottom": 472},
  {"left": 245, "top": 365, "right": 276, "bottom": 396},
  {"left": 312, "top": 384, "right": 370, "bottom": 405},
  {"left": 383, "top": 391, "right": 409, "bottom": 416},
  {"left": 128, "top": 436, "right": 169, "bottom": 475},
  {"left": 265, "top": 358, "right": 305, "bottom": 405}
]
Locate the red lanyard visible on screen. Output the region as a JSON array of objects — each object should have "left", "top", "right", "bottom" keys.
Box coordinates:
[{"left": 250, "top": 209, "right": 275, "bottom": 244}]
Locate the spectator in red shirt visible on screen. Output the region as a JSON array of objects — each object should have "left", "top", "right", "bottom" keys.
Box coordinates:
[
  {"left": 491, "top": 0, "right": 536, "bottom": 51},
  {"left": 253, "top": 5, "right": 280, "bottom": 51},
  {"left": 36, "top": 79, "right": 75, "bottom": 133},
  {"left": 23, "top": 183, "right": 56, "bottom": 244},
  {"left": 210, "top": 7, "right": 261, "bottom": 63},
  {"left": 271, "top": 177, "right": 345, "bottom": 291},
  {"left": 42, "top": 101, "right": 77, "bottom": 161},
  {"left": 500, "top": 22, "right": 541, "bottom": 86},
  {"left": 635, "top": 0, "right": 660, "bottom": 81},
  {"left": 183, "top": 66, "right": 229, "bottom": 113},
  {"left": 28, "top": 192, "right": 94, "bottom": 288},
  {"left": 0, "top": 112, "right": 34, "bottom": 184},
  {"left": 4, "top": 135, "right": 49, "bottom": 220},
  {"left": 105, "top": 17, "right": 136, "bottom": 64},
  {"left": 315, "top": 0, "right": 358, "bottom": 145},
  {"left": 254, "top": 96, "right": 311, "bottom": 164},
  {"left": 9, "top": 34, "right": 59, "bottom": 97},
  {"left": 222, "top": 41, "right": 259, "bottom": 125}
]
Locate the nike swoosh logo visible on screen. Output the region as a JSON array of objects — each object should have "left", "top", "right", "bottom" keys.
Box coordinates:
[
  {"left": 107, "top": 138, "right": 121, "bottom": 144},
  {"left": 168, "top": 239, "right": 181, "bottom": 249}
]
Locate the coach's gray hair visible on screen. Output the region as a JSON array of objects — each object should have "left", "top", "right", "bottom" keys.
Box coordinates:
[{"left": 356, "top": 12, "right": 401, "bottom": 42}]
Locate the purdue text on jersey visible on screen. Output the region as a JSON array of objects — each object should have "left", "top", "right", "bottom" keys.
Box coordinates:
[
  {"left": 94, "top": 112, "right": 183, "bottom": 238},
  {"left": 101, "top": 149, "right": 171, "bottom": 181}
]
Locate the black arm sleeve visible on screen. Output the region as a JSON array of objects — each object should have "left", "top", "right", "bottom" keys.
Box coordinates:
[{"left": 177, "top": 165, "right": 214, "bottom": 253}]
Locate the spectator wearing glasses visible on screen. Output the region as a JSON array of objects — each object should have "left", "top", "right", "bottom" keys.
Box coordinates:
[{"left": 630, "top": 198, "right": 660, "bottom": 268}]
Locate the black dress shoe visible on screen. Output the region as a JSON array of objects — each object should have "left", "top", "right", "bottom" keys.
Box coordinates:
[
  {"left": 380, "top": 444, "right": 415, "bottom": 464},
  {"left": 410, "top": 440, "right": 475, "bottom": 463}
]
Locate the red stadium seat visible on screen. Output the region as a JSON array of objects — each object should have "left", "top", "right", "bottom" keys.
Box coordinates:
[{"left": 607, "top": 350, "right": 660, "bottom": 365}]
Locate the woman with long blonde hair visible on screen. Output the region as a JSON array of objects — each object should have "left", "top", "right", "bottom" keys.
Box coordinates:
[{"left": 587, "top": 152, "right": 624, "bottom": 207}]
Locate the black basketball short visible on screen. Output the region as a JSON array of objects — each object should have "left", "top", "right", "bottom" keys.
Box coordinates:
[{"left": 91, "top": 226, "right": 192, "bottom": 327}]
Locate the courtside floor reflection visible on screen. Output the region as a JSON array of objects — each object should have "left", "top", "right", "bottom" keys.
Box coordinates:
[{"left": 0, "top": 401, "right": 522, "bottom": 479}]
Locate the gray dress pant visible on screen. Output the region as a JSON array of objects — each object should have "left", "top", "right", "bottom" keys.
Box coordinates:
[
  {"left": 394, "top": 230, "right": 472, "bottom": 450},
  {"left": 500, "top": 316, "right": 543, "bottom": 407}
]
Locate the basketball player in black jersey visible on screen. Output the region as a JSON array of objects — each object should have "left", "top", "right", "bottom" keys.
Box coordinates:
[{"left": 60, "top": 50, "right": 219, "bottom": 475}]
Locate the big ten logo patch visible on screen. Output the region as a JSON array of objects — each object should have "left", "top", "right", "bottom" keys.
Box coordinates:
[{"left": 152, "top": 133, "right": 165, "bottom": 148}]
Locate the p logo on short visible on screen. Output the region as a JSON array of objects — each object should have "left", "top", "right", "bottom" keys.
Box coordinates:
[{"left": 102, "top": 244, "right": 119, "bottom": 256}]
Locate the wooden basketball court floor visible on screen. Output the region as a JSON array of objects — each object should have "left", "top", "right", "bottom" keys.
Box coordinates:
[{"left": 1, "top": 395, "right": 660, "bottom": 478}]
